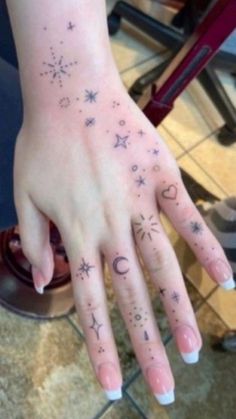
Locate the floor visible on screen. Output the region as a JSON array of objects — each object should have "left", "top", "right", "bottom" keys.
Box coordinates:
[{"left": 1, "top": 1, "right": 236, "bottom": 418}]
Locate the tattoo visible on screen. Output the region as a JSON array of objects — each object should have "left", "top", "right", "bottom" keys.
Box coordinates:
[
  {"left": 135, "top": 175, "right": 146, "bottom": 187},
  {"left": 171, "top": 291, "right": 180, "bottom": 304},
  {"left": 84, "top": 89, "right": 98, "bottom": 103},
  {"left": 190, "top": 221, "right": 203, "bottom": 234},
  {"left": 159, "top": 287, "right": 166, "bottom": 297},
  {"left": 98, "top": 346, "right": 105, "bottom": 354},
  {"left": 161, "top": 184, "right": 178, "bottom": 200},
  {"left": 76, "top": 258, "right": 95, "bottom": 280},
  {"left": 114, "top": 134, "right": 130, "bottom": 149},
  {"left": 59, "top": 97, "right": 71, "bottom": 108},
  {"left": 148, "top": 148, "right": 159, "bottom": 156},
  {"left": 144, "top": 330, "right": 149, "bottom": 341},
  {"left": 128, "top": 306, "right": 148, "bottom": 328},
  {"left": 112, "top": 256, "right": 129, "bottom": 275},
  {"left": 40, "top": 46, "right": 78, "bottom": 88},
  {"left": 67, "top": 21, "right": 76, "bottom": 31},
  {"left": 85, "top": 117, "right": 96, "bottom": 127},
  {"left": 134, "top": 214, "right": 159, "bottom": 241},
  {"left": 112, "top": 100, "right": 120, "bottom": 108},
  {"left": 131, "top": 165, "right": 138, "bottom": 172},
  {"left": 152, "top": 164, "right": 160, "bottom": 172},
  {"left": 119, "top": 120, "right": 126, "bottom": 126},
  {"left": 138, "top": 130, "right": 145, "bottom": 137},
  {"left": 90, "top": 313, "right": 103, "bottom": 340}
]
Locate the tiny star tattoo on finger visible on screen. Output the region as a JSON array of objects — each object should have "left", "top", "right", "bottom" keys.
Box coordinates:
[
  {"left": 84, "top": 89, "right": 98, "bottom": 103},
  {"left": 138, "top": 129, "right": 145, "bottom": 137},
  {"left": 171, "top": 291, "right": 180, "bottom": 303},
  {"left": 67, "top": 21, "right": 76, "bottom": 31},
  {"left": 114, "top": 134, "right": 130, "bottom": 149},
  {"left": 85, "top": 117, "right": 96, "bottom": 127},
  {"left": 190, "top": 221, "right": 203, "bottom": 234},
  {"left": 135, "top": 175, "right": 146, "bottom": 187},
  {"left": 134, "top": 214, "right": 159, "bottom": 241},
  {"left": 90, "top": 313, "right": 103, "bottom": 340},
  {"left": 76, "top": 258, "right": 95, "bottom": 279},
  {"left": 148, "top": 148, "right": 159, "bottom": 156}
]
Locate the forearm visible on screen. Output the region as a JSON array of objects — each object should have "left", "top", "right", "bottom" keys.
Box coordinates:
[{"left": 6, "top": 0, "right": 120, "bottom": 118}]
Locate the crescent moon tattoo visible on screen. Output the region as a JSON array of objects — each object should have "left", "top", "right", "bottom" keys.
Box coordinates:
[{"left": 112, "top": 256, "right": 130, "bottom": 275}]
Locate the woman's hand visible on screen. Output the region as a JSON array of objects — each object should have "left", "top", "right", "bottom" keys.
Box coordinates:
[{"left": 13, "top": 76, "right": 234, "bottom": 404}]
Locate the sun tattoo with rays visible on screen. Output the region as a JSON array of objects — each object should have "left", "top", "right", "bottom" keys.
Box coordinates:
[{"left": 134, "top": 214, "right": 160, "bottom": 241}]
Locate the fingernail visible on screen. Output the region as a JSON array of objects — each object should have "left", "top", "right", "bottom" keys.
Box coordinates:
[
  {"left": 98, "top": 363, "right": 122, "bottom": 400},
  {"left": 174, "top": 325, "right": 199, "bottom": 364},
  {"left": 32, "top": 266, "right": 45, "bottom": 295},
  {"left": 209, "top": 259, "right": 234, "bottom": 289},
  {"left": 146, "top": 366, "right": 175, "bottom": 405}
]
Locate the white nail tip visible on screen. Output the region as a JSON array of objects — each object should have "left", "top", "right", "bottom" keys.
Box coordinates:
[
  {"left": 221, "top": 277, "right": 235, "bottom": 290},
  {"left": 105, "top": 389, "right": 122, "bottom": 400},
  {"left": 35, "top": 286, "right": 44, "bottom": 294},
  {"left": 155, "top": 390, "right": 175, "bottom": 405},
  {"left": 181, "top": 350, "right": 199, "bottom": 364}
]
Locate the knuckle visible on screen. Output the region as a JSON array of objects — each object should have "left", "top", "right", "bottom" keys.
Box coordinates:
[{"left": 150, "top": 248, "right": 171, "bottom": 273}]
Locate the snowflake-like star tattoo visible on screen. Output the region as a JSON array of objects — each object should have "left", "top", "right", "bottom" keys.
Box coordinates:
[
  {"left": 114, "top": 134, "right": 129, "bottom": 149},
  {"left": 190, "top": 221, "right": 203, "bottom": 234},
  {"left": 85, "top": 117, "right": 96, "bottom": 127},
  {"left": 171, "top": 291, "right": 180, "bottom": 304},
  {"left": 78, "top": 258, "right": 95, "bottom": 278},
  {"left": 135, "top": 176, "right": 146, "bottom": 187},
  {"left": 148, "top": 148, "right": 159, "bottom": 156},
  {"left": 40, "top": 46, "right": 78, "bottom": 88},
  {"left": 84, "top": 89, "right": 98, "bottom": 103}
]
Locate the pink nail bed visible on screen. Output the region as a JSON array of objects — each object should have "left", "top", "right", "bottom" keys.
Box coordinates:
[
  {"left": 175, "top": 325, "right": 199, "bottom": 363},
  {"left": 209, "top": 259, "right": 234, "bottom": 288},
  {"left": 98, "top": 362, "right": 121, "bottom": 392},
  {"left": 146, "top": 366, "right": 174, "bottom": 395}
]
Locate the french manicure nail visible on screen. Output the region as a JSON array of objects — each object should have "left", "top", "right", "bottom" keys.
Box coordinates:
[
  {"left": 175, "top": 325, "right": 199, "bottom": 364},
  {"left": 146, "top": 366, "right": 175, "bottom": 405},
  {"left": 32, "top": 266, "right": 45, "bottom": 295},
  {"left": 209, "top": 259, "right": 234, "bottom": 289},
  {"left": 98, "top": 363, "right": 122, "bottom": 400}
]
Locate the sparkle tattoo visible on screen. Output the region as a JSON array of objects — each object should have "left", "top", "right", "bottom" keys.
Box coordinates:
[
  {"left": 161, "top": 184, "right": 178, "bottom": 200},
  {"left": 85, "top": 117, "right": 96, "bottom": 127},
  {"left": 135, "top": 175, "right": 146, "bottom": 187},
  {"left": 90, "top": 313, "right": 103, "bottom": 340},
  {"left": 190, "top": 221, "right": 203, "bottom": 234},
  {"left": 134, "top": 214, "right": 159, "bottom": 241},
  {"left": 148, "top": 148, "right": 159, "bottom": 156},
  {"left": 40, "top": 46, "right": 78, "bottom": 88},
  {"left": 67, "top": 21, "right": 76, "bottom": 31},
  {"left": 84, "top": 89, "right": 98, "bottom": 103},
  {"left": 114, "top": 134, "right": 130, "bottom": 149},
  {"left": 128, "top": 306, "right": 148, "bottom": 328},
  {"left": 76, "top": 258, "right": 95, "bottom": 280},
  {"left": 138, "top": 130, "right": 145, "bottom": 137}
]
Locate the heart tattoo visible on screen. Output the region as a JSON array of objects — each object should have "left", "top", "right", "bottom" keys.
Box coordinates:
[{"left": 161, "top": 184, "right": 178, "bottom": 200}]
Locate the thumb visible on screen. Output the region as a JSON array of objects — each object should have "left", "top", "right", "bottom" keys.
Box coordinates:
[{"left": 16, "top": 196, "right": 54, "bottom": 294}]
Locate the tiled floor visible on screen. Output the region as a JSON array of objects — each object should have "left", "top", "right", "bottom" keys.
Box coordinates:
[{"left": 1, "top": 1, "right": 236, "bottom": 418}]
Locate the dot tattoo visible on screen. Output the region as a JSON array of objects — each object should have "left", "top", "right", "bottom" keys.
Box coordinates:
[
  {"left": 98, "top": 346, "right": 105, "bottom": 354},
  {"left": 85, "top": 117, "right": 96, "bottom": 127},
  {"left": 190, "top": 221, "right": 203, "bottom": 234},
  {"left": 112, "top": 100, "right": 120, "bottom": 108},
  {"left": 171, "top": 291, "right": 180, "bottom": 304},
  {"left": 67, "top": 21, "right": 76, "bottom": 31},
  {"left": 40, "top": 46, "right": 78, "bottom": 88},
  {"left": 138, "top": 130, "right": 145, "bottom": 137},
  {"left": 135, "top": 175, "right": 146, "bottom": 187},
  {"left": 84, "top": 89, "right": 98, "bottom": 103},
  {"left": 144, "top": 330, "right": 149, "bottom": 341},
  {"left": 90, "top": 313, "right": 103, "bottom": 340},
  {"left": 128, "top": 306, "right": 148, "bottom": 328},
  {"left": 131, "top": 165, "right": 138, "bottom": 172},
  {"left": 114, "top": 134, "right": 130, "bottom": 149},
  {"left": 112, "top": 256, "right": 129, "bottom": 276},
  {"left": 161, "top": 184, "right": 178, "bottom": 200},
  {"left": 159, "top": 287, "right": 166, "bottom": 297},
  {"left": 59, "top": 97, "right": 71, "bottom": 108},
  {"left": 119, "top": 120, "right": 126, "bottom": 126},
  {"left": 76, "top": 258, "right": 95, "bottom": 280},
  {"left": 134, "top": 214, "right": 159, "bottom": 241}
]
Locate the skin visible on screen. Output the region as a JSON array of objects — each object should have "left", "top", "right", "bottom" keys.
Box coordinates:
[{"left": 6, "top": 0, "right": 234, "bottom": 403}]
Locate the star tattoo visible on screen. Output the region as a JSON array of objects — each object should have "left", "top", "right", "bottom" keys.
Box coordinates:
[
  {"left": 138, "top": 129, "right": 145, "bottom": 137},
  {"left": 148, "top": 148, "right": 159, "bottom": 156},
  {"left": 90, "top": 313, "right": 103, "bottom": 340},
  {"left": 135, "top": 176, "right": 146, "bottom": 187},
  {"left": 171, "top": 291, "right": 180, "bottom": 304},
  {"left": 84, "top": 89, "right": 98, "bottom": 103},
  {"left": 40, "top": 46, "right": 78, "bottom": 88},
  {"left": 190, "top": 221, "right": 203, "bottom": 234},
  {"left": 85, "top": 117, "right": 96, "bottom": 127},
  {"left": 78, "top": 258, "right": 95, "bottom": 278},
  {"left": 114, "top": 134, "right": 129, "bottom": 149},
  {"left": 67, "top": 21, "right": 76, "bottom": 31}
]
